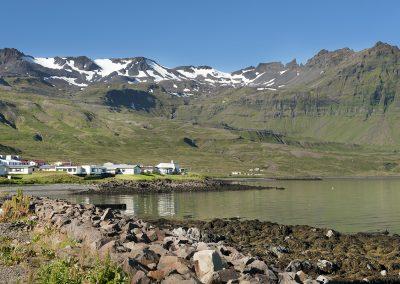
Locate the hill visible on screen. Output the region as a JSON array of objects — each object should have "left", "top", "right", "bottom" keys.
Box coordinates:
[{"left": 1, "top": 42, "right": 400, "bottom": 177}]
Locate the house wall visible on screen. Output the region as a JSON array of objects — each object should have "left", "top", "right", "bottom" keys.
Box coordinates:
[
  {"left": 56, "top": 166, "right": 83, "bottom": 175},
  {"left": 0, "top": 166, "right": 8, "bottom": 176},
  {"left": 119, "top": 167, "right": 141, "bottom": 175},
  {"left": 8, "top": 167, "right": 32, "bottom": 175}
]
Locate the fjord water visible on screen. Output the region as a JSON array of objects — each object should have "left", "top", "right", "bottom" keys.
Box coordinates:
[{"left": 26, "top": 178, "right": 400, "bottom": 234}]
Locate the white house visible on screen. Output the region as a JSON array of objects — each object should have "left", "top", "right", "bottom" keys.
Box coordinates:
[
  {"left": 155, "top": 160, "right": 180, "bottom": 175},
  {"left": 39, "top": 165, "right": 57, "bottom": 172},
  {"left": 0, "top": 164, "right": 8, "bottom": 176},
  {"left": 56, "top": 165, "right": 84, "bottom": 175},
  {"left": 103, "top": 163, "right": 141, "bottom": 175},
  {"left": 81, "top": 165, "right": 107, "bottom": 175},
  {"left": 8, "top": 165, "right": 35, "bottom": 175},
  {"left": 0, "top": 155, "right": 22, "bottom": 166}
]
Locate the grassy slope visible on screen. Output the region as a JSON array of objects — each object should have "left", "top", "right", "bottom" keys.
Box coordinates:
[{"left": 1, "top": 82, "right": 400, "bottom": 177}]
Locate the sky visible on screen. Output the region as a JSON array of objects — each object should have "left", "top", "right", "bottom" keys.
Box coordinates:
[{"left": 1, "top": 0, "right": 399, "bottom": 71}]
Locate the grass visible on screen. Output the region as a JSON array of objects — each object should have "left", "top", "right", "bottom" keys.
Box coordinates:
[
  {"left": 0, "top": 172, "right": 85, "bottom": 185},
  {"left": 0, "top": 206, "right": 128, "bottom": 284},
  {"left": 0, "top": 171, "right": 207, "bottom": 186},
  {"left": 0, "top": 189, "right": 31, "bottom": 222}
]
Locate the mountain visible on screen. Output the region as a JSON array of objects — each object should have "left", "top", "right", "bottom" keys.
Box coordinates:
[
  {"left": 1, "top": 42, "right": 400, "bottom": 176},
  {"left": 0, "top": 46, "right": 348, "bottom": 93}
]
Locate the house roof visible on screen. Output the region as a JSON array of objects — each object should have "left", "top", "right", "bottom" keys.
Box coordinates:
[
  {"left": 156, "top": 163, "right": 178, "bottom": 169},
  {"left": 8, "top": 165, "right": 35, "bottom": 169},
  {"left": 103, "top": 163, "right": 140, "bottom": 170}
]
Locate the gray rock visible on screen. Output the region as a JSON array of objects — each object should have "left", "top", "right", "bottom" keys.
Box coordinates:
[
  {"left": 316, "top": 275, "right": 330, "bottom": 284},
  {"left": 285, "top": 259, "right": 313, "bottom": 273},
  {"left": 193, "top": 250, "right": 224, "bottom": 278},
  {"left": 269, "top": 245, "right": 289, "bottom": 258},
  {"left": 187, "top": 227, "right": 201, "bottom": 241},
  {"left": 278, "top": 272, "right": 297, "bottom": 284},
  {"left": 100, "top": 208, "right": 114, "bottom": 221},
  {"left": 316, "top": 260, "right": 337, "bottom": 274}
]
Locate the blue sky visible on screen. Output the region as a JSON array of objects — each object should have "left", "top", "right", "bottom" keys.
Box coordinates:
[{"left": 1, "top": 0, "right": 399, "bottom": 71}]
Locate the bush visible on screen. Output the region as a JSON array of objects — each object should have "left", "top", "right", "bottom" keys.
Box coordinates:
[
  {"left": 36, "top": 258, "right": 83, "bottom": 284},
  {"left": 36, "top": 256, "right": 127, "bottom": 284},
  {"left": 86, "top": 256, "right": 127, "bottom": 284},
  {"left": 0, "top": 189, "right": 31, "bottom": 222}
]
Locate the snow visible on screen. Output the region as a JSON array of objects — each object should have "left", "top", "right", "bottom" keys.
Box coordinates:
[
  {"left": 173, "top": 84, "right": 178, "bottom": 88},
  {"left": 33, "top": 57, "right": 64, "bottom": 69},
  {"left": 264, "top": 78, "right": 275, "bottom": 87},
  {"left": 146, "top": 59, "right": 181, "bottom": 81},
  {"left": 64, "top": 59, "right": 96, "bottom": 81},
  {"left": 279, "top": 70, "right": 288, "bottom": 75},
  {"left": 183, "top": 88, "right": 190, "bottom": 92},
  {"left": 94, "top": 59, "right": 131, "bottom": 77},
  {"left": 50, "top": 76, "right": 88, "bottom": 87}
]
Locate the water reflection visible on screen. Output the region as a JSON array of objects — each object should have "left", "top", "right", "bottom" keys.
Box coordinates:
[{"left": 29, "top": 178, "right": 400, "bottom": 234}]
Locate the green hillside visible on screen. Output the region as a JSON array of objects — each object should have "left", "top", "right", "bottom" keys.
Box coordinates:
[{"left": 1, "top": 43, "right": 400, "bottom": 177}]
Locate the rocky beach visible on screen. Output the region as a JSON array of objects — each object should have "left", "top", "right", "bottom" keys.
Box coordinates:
[
  {"left": 1, "top": 196, "right": 400, "bottom": 283},
  {"left": 84, "top": 178, "right": 283, "bottom": 194}
]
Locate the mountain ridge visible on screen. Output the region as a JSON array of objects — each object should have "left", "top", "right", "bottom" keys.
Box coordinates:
[{"left": 3, "top": 42, "right": 395, "bottom": 92}]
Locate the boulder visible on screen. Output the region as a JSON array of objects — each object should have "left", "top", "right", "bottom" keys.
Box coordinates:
[
  {"left": 161, "top": 274, "right": 200, "bottom": 284},
  {"left": 131, "top": 270, "right": 151, "bottom": 284},
  {"left": 269, "top": 245, "right": 289, "bottom": 258},
  {"left": 193, "top": 250, "right": 224, "bottom": 278},
  {"left": 172, "top": 227, "right": 187, "bottom": 237},
  {"left": 316, "top": 260, "right": 337, "bottom": 274},
  {"left": 285, "top": 260, "right": 313, "bottom": 273},
  {"left": 157, "top": 255, "right": 191, "bottom": 276},
  {"left": 100, "top": 208, "right": 114, "bottom": 221},
  {"left": 278, "top": 272, "right": 297, "bottom": 284},
  {"left": 316, "top": 275, "right": 330, "bottom": 284},
  {"left": 187, "top": 227, "right": 201, "bottom": 241}
]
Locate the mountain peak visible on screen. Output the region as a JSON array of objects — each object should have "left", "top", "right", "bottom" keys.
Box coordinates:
[
  {"left": 0, "top": 48, "right": 25, "bottom": 64},
  {"left": 306, "top": 47, "right": 354, "bottom": 68}
]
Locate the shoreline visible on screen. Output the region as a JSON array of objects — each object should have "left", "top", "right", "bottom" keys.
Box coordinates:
[
  {"left": 2, "top": 196, "right": 398, "bottom": 282},
  {"left": 80, "top": 178, "right": 285, "bottom": 195}
]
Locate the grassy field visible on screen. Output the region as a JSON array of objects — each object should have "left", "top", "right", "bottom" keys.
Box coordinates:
[
  {"left": 2, "top": 85, "right": 400, "bottom": 178},
  {"left": 0, "top": 172, "right": 206, "bottom": 186}
]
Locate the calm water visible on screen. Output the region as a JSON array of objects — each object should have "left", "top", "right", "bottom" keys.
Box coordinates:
[{"left": 9, "top": 178, "right": 400, "bottom": 234}]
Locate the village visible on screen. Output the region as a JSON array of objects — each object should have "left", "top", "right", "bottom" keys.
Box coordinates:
[{"left": 0, "top": 154, "right": 186, "bottom": 177}]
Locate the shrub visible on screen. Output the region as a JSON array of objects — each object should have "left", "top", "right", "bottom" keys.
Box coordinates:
[
  {"left": 36, "top": 258, "right": 83, "bottom": 284},
  {"left": 35, "top": 256, "right": 127, "bottom": 284},
  {"left": 86, "top": 255, "right": 127, "bottom": 284},
  {"left": 0, "top": 189, "right": 31, "bottom": 222}
]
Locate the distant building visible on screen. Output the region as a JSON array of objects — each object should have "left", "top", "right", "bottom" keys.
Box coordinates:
[
  {"left": 141, "top": 166, "right": 155, "bottom": 174},
  {"left": 55, "top": 165, "right": 106, "bottom": 175},
  {"left": 39, "top": 165, "right": 56, "bottom": 172},
  {"left": 0, "top": 155, "right": 22, "bottom": 166},
  {"left": 55, "top": 165, "right": 84, "bottom": 175},
  {"left": 0, "top": 164, "right": 8, "bottom": 176},
  {"left": 8, "top": 165, "right": 35, "bottom": 175},
  {"left": 81, "top": 165, "right": 107, "bottom": 175},
  {"left": 103, "top": 163, "right": 141, "bottom": 175},
  {"left": 155, "top": 160, "right": 180, "bottom": 175}
]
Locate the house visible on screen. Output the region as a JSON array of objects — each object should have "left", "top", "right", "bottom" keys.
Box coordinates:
[
  {"left": 0, "top": 164, "right": 8, "bottom": 176},
  {"left": 8, "top": 165, "right": 35, "bottom": 175},
  {"left": 56, "top": 165, "right": 84, "bottom": 175},
  {"left": 22, "top": 160, "right": 46, "bottom": 167},
  {"left": 155, "top": 160, "right": 180, "bottom": 175},
  {"left": 81, "top": 165, "right": 107, "bottom": 175},
  {"left": 0, "top": 155, "right": 22, "bottom": 166},
  {"left": 103, "top": 163, "right": 141, "bottom": 175},
  {"left": 39, "top": 165, "right": 56, "bottom": 172},
  {"left": 141, "top": 166, "right": 155, "bottom": 174}
]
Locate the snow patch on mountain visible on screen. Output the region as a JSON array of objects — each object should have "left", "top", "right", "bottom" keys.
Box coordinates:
[
  {"left": 94, "top": 59, "right": 130, "bottom": 77},
  {"left": 33, "top": 57, "right": 64, "bottom": 69}
]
